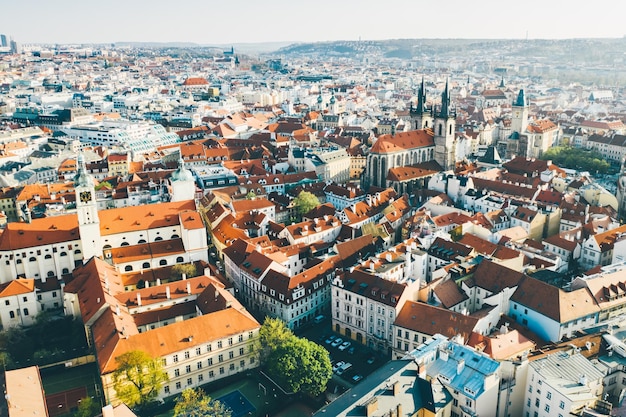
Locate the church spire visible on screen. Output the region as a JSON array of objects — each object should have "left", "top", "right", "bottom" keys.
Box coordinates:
[
  {"left": 417, "top": 76, "right": 426, "bottom": 113},
  {"left": 514, "top": 89, "right": 527, "bottom": 107},
  {"left": 438, "top": 78, "right": 451, "bottom": 118},
  {"left": 74, "top": 152, "right": 92, "bottom": 188}
]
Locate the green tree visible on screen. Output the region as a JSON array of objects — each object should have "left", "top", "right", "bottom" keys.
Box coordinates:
[
  {"left": 540, "top": 146, "right": 611, "bottom": 174},
  {"left": 245, "top": 190, "right": 256, "bottom": 200},
  {"left": 173, "top": 388, "right": 231, "bottom": 417},
  {"left": 171, "top": 263, "right": 198, "bottom": 280},
  {"left": 112, "top": 350, "right": 169, "bottom": 408},
  {"left": 74, "top": 397, "right": 100, "bottom": 417},
  {"left": 292, "top": 191, "right": 320, "bottom": 217},
  {"left": 251, "top": 317, "right": 294, "bottom": 363},
  {"left": 267, "top": 336, "right": 332, "bottom": 397}
]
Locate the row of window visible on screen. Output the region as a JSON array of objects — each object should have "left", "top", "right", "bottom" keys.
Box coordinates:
[
  {"left": 172, "top": 351, "right": 251, "bottom": 376},
  {"left": 164, "top": 359, "right": 250, "bottom": 393},
  {"left": 124, "top": 256, "right": 184, "bottom": 272},
  {"left": 169, "top": 332, "right": 254, "bottom": 364}
]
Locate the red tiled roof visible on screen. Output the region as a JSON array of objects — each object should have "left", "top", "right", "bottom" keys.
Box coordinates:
[
  {"left": 395, "top": 300, "right": 478, "bottom": 343},
  {"left": 370, "top": 129, "right": 434, "bottom": 154}
]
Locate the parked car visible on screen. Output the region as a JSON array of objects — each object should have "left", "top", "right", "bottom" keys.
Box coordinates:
[
  {"left": 338, "top": 341, "right": 351, "bottom": 351},
  {"left": 331, "top": 337, "right": 343, "bottom": 347},
  {"left": 352, "top": 374, "right": 363, "bottom": 382},
  {"left": 332, "top": 361, "right": 345, "bottom": 373},
  {"left": 325, "top": 335, "right": 336, "bottom": 344},
  {"left": 348, "top": 346, "right": 355, "bottom": 355},
  {"left": 336, "top": 362, "right": 352, "bottom": 375},
  {"left": 367, "top": 356, "right": 376, "bottom": 364}
]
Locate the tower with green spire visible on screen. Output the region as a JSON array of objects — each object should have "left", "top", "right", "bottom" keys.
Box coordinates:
[{"left": 511, "top": 89, "right": 529, "bottom": 135}]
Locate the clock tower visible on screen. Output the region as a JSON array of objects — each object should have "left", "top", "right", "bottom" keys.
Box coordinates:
[
  {"left": 511, "top": 89, "right": 529, "bottom": 135},
  {"left": 74, "top": 153, "right": 102, "bottom": 261}
]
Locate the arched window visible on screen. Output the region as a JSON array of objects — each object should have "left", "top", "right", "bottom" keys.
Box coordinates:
[
  {"left": 103, "top": 244, "right": 112, "bottom": 250},
  {"left": 155, "top": 237, "right": 163, "bottom": 241},
  {"left": 124, "top": 265, "right": 133, "bottom": 272},
  {"left": 44, "top": 254, "right": 52, "bottom": 259},
  {"left": 438, "top": 124, "right": 443, "bottom": 136},
  {"left": 120, "top": 242, "right": 129, "bottom": 246},
  {"left": 47, "top": 271, "right": 54, "bottom": 277},
  {"left": 171, "top": 234, "right": 179, "bottom": 239},
  {"left": 62, "top": 268, "right": 69, "bottom": 274},
  {"left": 176, "top": 256, "right": 184, "bottom": 263},
  {"left": 142, "top": 262, "right": 150, "bottom": 269},
  {"left": 159, "top": 259, "right": 167, "bottom": 266},
  {"left": 16, "top": 259, "right": 22, "bottom": 264},
  {"left": 138, "top": 239, "right": 147, "bottom": 244},
  {"left": 74, "top": 249, "right": 81, "bottom": 255},
  {"left": 60, "top": 252, "right": 67, "bottom": 257},
  {"left": 449, "top": 123, "right": 453, "bottom": 135},
  {"left": 371, "top": 157, "right": 378, "bottom": 187},
  {"left": 29, "top": 257, "right": 36, "bottom": 262}
]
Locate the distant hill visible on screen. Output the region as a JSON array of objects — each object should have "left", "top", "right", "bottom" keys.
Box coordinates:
[
  {"left": 114, "top": 41, "right": 201, "bottom": 48},
  {"left": 274, "top": 38, "right": 626, "bottom": 65}
]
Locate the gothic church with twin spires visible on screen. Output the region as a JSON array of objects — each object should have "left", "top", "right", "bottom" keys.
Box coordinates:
[{"left": 366, "top": 78, "right": 456, "bottom": 189}]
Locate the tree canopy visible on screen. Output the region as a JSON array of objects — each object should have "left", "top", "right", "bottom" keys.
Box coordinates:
[
  {"left": 74, "top": 397, "right": 100, "bottom": 417},
  {"left": 540, "top": 146, "right": 611, "bottom": 174},
  {"left": 293, "top": 191, "right": 320, "bottom": 217},
  {"left": 173, "top": 388, "right": 231, "bottom": 417},
  {"left": 256, "top": 318, "right": 332, "bottom": 397},
  {"left": 267, "top": 335, "right": 332, "bottom": 396},
  {"left": 170, "top": 263, "right": 198, "bottom": 280},
  {"left": 112, "top": 350, "right": 169, "bottom": 408}
]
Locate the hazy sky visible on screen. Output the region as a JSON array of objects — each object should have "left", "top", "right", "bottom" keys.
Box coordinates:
[{"left": 1, "top": 0, "right": 624, "bottom": 45}]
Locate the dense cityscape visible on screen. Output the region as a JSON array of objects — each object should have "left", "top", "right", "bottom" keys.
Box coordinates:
[{"left": 1, "top": 32, "right": 626, "bottom": 417}]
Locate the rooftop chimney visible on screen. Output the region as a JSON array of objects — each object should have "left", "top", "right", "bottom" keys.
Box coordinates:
[
  {"left": 137, "top": 293, "right": 142, "bottom": 307},
  {"left": 186, "top": 282, "right": 191, "bottom": 295},
  {"left": 457, "top": 359, "right": 465, "bottom": 375},
  {"left": 166, "top": 286, "right": 171, "bottom": 299}
]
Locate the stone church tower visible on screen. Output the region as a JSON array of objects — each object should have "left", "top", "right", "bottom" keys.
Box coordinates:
[{"left": 433, "top": 79, "right": 456, "bottom": 171}]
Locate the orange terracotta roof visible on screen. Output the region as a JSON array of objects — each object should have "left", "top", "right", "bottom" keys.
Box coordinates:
[
  {"left": 110, "top": 239, "right": 185, "bottom": 264},
  {"left": 0, "top": 279, "right": 35, "bottom": 297},
  {"left": 370, "top": 129, "right": 434, "bottom": 154},
  {"left": 467, "top": 329, "right": 535, "bottom": 360},
  {"left": 0, "top": 214, "right": 80, "bottom": 250},
  {"left": 99, "top": 200, "right": 198, "bottom": 236},
  {"left": 182, "top": 77, "right": 208, "bottom": 86}
]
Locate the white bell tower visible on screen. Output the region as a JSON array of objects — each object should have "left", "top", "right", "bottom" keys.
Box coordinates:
[{"left": 75, "top": 153, "right": 102, "bottom": 261}]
